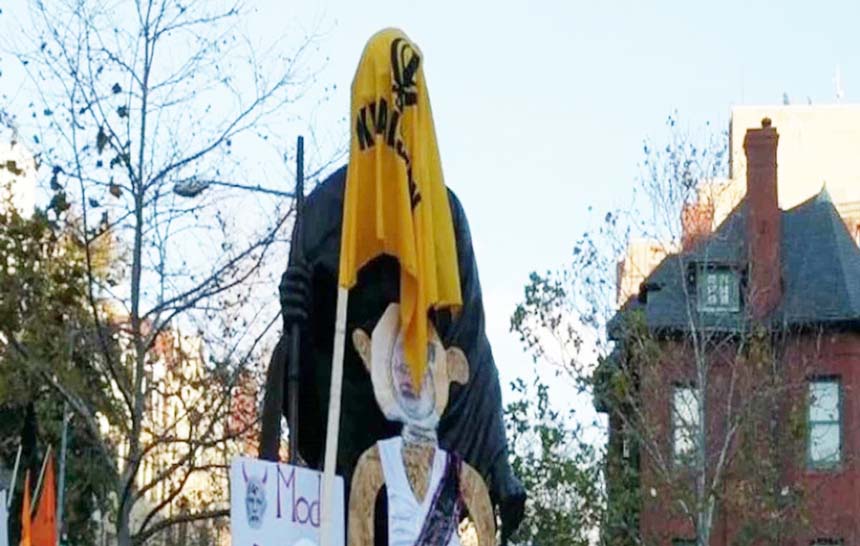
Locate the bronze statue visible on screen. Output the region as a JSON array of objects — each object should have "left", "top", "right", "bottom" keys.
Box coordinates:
[{"left": 262, "top": 165, "right": 524, "bottom": 543}]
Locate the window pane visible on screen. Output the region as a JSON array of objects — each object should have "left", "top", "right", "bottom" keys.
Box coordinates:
[
  {"left": 718, "top": 273, "right": 730, "bottom": 305},
  {"left": 674, "top": 388, "right": 699, "bottom": 425},
  {"left": 706, "top": 274, "right": 718, "bottom": 305},
  {"left": 810, "top": 423, "right": 840, "bottom": 465},
  {"left": 674, "top": 424, "right": 694, "bottom": 456},
  {"left": 673, "top": 386, "right": 700, "bottom": 463},
  {"left": 698, "top": 268, "right": 738, "bottom": 311},
  {"left": 809, "top": 381, "right": 839, "bottom": 422}
]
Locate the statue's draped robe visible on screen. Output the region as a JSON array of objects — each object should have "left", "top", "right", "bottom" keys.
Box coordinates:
[{"left": 279, "top": 165, "right": 520, "bottom": 507}]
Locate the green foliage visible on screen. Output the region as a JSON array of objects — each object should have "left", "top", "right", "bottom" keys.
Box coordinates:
[
  {"left": 0, "top": 199, "right": 86, "bottom": 397},
  {"left": 504, "top": 374, "right": 604, "bottom": 546},
  {"left": 0, "top": 190, "right": 118, "bottom": 545}
]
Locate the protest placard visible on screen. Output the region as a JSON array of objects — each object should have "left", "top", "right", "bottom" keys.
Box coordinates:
[{"left": 230, "top": 457, "right": 344, "bottom": 546}]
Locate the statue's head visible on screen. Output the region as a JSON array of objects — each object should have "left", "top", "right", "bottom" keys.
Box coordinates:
[
  {"left": 242, "top": 464, "right": 268, "bottom": 529},
  {"left": 352, "top": 304, "right": 468, "bottom": 430}
]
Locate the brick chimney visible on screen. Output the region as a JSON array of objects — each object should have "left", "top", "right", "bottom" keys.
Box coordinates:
[
  {"left": 681, "top": 200, "right": 715, "bottom": 250},
  {"left": 743, "top": 118, "right": 781, "bottom": 320}
]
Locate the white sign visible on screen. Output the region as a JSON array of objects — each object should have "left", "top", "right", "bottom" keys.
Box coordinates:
[
  {"left": 0, "top": 489, "right": 8, "bottom": 546},
  {"left": 230, "top": 457, "right": 344, "bottom": 546}
]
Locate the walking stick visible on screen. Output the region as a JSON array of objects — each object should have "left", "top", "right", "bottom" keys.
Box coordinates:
[
  {"left": 260, "top": 135, "right": 304, "bottom": 463},
  {"left": 287, "top": 136, "right": 305, "bottom": 464}
]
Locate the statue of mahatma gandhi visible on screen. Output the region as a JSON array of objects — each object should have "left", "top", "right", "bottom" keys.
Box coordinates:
[
  {"left": 262, "top": 166, "right": 525, "bottom": 543},
  {"left": 261, "top": 28, "right": 525, "bottom": 546}
]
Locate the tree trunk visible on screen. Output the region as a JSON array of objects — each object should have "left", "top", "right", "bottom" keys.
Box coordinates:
[{"left": 117, "top": 496, "right": 132, "bottom": 546}]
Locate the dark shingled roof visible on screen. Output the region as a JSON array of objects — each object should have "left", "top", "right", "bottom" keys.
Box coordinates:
[{"left": 615, "top": 188, "right": 860, "bottom": 336}]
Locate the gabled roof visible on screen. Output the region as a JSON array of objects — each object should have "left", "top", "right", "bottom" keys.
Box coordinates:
[{"left": 614, "top": 188, "right": 860, "bottom": 336}]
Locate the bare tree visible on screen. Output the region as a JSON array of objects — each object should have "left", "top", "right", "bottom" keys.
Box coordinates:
[{"left": 1, "top": 1, "right": 341, "bottom": 544}]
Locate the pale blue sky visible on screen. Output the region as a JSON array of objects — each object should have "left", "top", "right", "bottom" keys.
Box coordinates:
[
  {"left": 6, "top": 0, "right": 860, "bottom": 424},
  {"left": 266, "top": 0, "right": 860, "bottom": 408}
]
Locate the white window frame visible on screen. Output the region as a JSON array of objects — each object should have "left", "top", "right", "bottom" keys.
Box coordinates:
[
  {"left": 696, "top": 266, "right": 740, "bottom": 313},
  {"left": 808, "top": 377, "right": 842, "bottom": 470},
  {"left": 672, "top": 384, "right": 701, "bottom": 466}
]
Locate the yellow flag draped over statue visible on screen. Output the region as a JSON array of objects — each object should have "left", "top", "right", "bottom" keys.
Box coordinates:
[{"left": 339, "top": 28, "right": 462, "bottom": 389}]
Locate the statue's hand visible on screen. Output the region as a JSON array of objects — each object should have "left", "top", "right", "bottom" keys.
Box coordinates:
[
  {"left": 492, "top": 461, "right": 526, "bottom": 545},
  {"left": 500, "top": 483, "right": 526, "bottom": 545},
  {"left": 279, "top": 263, "right": 312, "bottom": 326}
]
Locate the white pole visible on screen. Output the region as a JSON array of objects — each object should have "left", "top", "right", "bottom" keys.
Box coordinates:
[
  {"left": 31, "top": 445, "right": 52, "bottom": 514},
  {"left": 0, "top": 489, "right": 8, "bottom": 546},
  {"left": 7, "top": 445, "right": 21, "bottom": 509},
  {"left": 319, "top": 286, "right": 349, "bottom": 546}
]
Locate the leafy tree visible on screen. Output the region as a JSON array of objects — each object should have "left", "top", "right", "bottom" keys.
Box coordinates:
[
  {"left": 0, "top": 183, "right": 117, "bottom": 545},
  {"left": 504, "top": 373, "right": 604, "bottom": 546}
]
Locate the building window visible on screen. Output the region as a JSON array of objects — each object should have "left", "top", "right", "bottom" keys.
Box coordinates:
[
  {"left": 811, "top": 539, "right": 843, "bottom": 546},
  {"left": 672, "top": 385, "right": 701, "bottom": 466},
  {"left": 620, "top": 423, "right": 632, "bottom": 459},
  {"left": 673, "top": 538, "right": 698, "bottom": 546},
  {"left": 808, "top": 378, "right": 841, "bottom": 470},
  {"left": 696, "top": 266, "right": 739, "bottom": 312}
]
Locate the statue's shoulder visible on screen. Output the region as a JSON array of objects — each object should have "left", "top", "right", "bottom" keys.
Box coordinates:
[
  {"left": 445, "top": 186, "right": 466, "bottom": 219},
  {"left": 444, "top": 186, "right": 472, "bottom": 250},
  {"left": 306, "top": 166, "right": 464, "bottom": 217},
  {"left": 298, "top": 166, "right": 347, "bottom": 258},
  {"left": 300, "top": 167, "right": 469, "bottom": 251},
  {"left": 305, "top": 164, "right": 347, "bottom": 213}
]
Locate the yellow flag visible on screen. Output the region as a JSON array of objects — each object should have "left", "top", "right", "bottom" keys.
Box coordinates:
[{"left": 339, "top": 28, "right": 462, "bottom": 389}]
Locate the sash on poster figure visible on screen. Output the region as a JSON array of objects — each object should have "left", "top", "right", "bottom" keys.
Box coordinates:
[{"left": 230, "top": 458, "right": 344, "bottom": 546}]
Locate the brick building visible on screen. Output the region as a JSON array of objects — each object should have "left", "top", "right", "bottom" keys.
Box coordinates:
[{"left": 598, "top": 120, "right": 860, "bottom": 546}]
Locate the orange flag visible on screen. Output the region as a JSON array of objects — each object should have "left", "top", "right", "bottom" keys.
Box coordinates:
[
  {"left": 19, "top": 471, "right": 31, "bottom": 546},
  {"left": 31, "top": 456, "right": 56, "bottom": 546}
]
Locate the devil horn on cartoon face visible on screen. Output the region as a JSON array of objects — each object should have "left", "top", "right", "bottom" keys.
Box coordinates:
[
  {"left": 262, "top": 469, "right": 268, "bottom": 484},
  {"left": 242, "top": 463, "right": 249, "bottom": 483}
]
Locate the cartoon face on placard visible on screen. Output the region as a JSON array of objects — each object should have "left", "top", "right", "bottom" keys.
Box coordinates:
[
  {"left": 352, "top": 304, "right": 468, "bottom": 431},
  {"left": 242, "top": 463, "right": 268, "bottom": 529}
]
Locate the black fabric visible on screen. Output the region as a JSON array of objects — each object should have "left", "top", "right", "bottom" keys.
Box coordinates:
[
  {"left": 374, "top": 484, "right": 388, "bottom": 546},
  {"left": 276, "top": 165, "right": 524, "bottom": 532}
]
